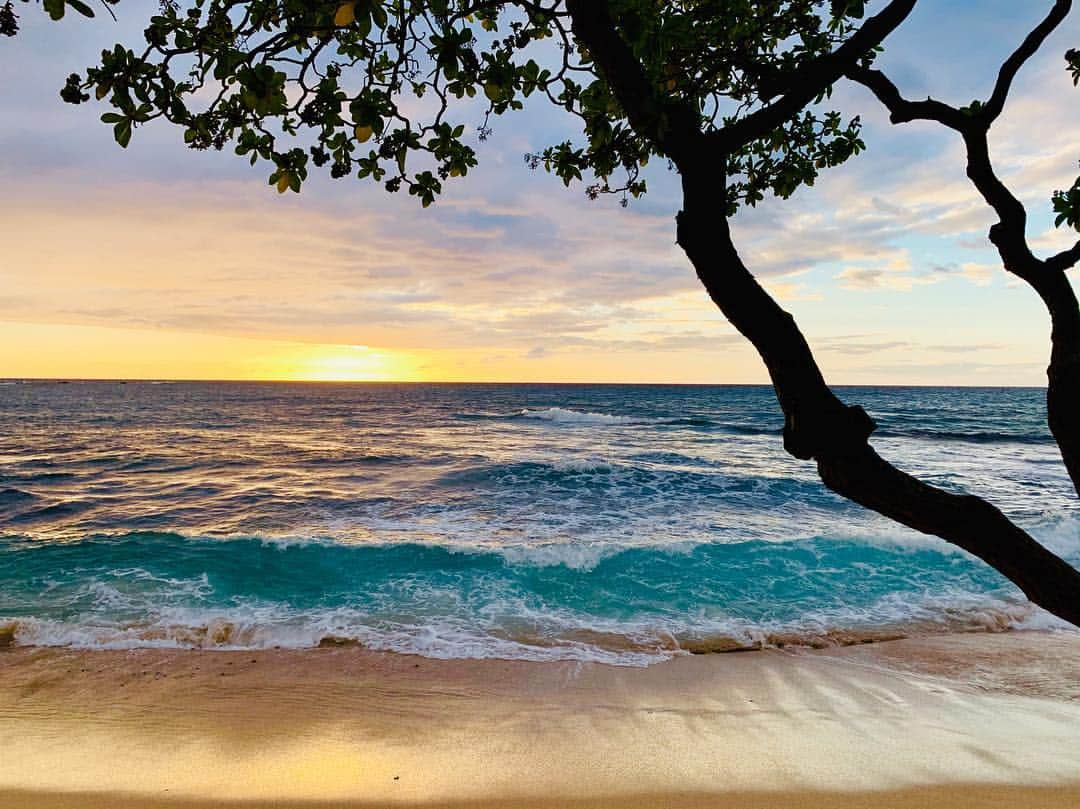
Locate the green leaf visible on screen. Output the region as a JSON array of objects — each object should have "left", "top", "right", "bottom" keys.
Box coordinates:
[
  {"left": 43, "top": 0, "right": 65, "bottom": 21},
  {"left": 113, "top": 118, "right": 132, "bottom": 148},
  {"left": 66, "top": 0, "right": 95, "bottom": 18}
]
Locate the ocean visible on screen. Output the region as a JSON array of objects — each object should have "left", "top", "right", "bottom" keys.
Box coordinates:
[{"left": 1, "top": 382, "right": 1077, "bottom": 665}]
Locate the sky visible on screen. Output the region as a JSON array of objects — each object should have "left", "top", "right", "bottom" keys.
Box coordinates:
[{"left": 1, "top": 1, "right": 1078, "bottom": 383}]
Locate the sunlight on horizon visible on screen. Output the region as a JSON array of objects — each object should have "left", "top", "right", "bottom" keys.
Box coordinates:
[
  {"left": 0, "top": 322, "right": 422, "bottom": 382},
  {"left": 269, "top": 344, "right": 420, "bottom": 382}
]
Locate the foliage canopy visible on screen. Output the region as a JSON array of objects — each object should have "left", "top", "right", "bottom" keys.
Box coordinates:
[{"left": 39, "top": 0, "right": 881, "bottom": 211}]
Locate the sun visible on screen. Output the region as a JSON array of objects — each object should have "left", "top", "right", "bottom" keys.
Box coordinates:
[{"left": 269, "top": 344, "right": 419, "bottom": 382}]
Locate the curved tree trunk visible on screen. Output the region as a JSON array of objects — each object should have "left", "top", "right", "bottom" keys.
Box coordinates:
[
  {"left": 676, "top": 174, "right": 1080, "bottom": 628},
  {"left": 563, "top": 0, "right": 1080, "bottom": 628},
  {"left": 847, "top": 47, "right": 1080, "bottom": 500},
  {"left": 1048, "top": 333, "right": 1080, "bottom": 495},
  {"left": 965, "top": 133, "right": 1080, "bottom": 498},
  {"left": 1034, "top": 272, "right": 1080, "bottom": 498}
]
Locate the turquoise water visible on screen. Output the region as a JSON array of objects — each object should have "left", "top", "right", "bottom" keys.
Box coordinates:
[{"left": 1, "top": 382, "right": 1077, "bottom": 664}]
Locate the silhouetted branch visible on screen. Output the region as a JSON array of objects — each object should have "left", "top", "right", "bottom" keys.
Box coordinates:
[
  {"left": 563, "top": 0, "right": 701, "bottom": 162},
  {"left": 847, "top": 66, "right": 968, "bottom": 130},
  {"left": 716, "top": 0, "right": 918, "bottom": 152},
  {"left": 847, "top": 3, "right": 1080, "bottom": 499},
  {"left": 569, "top": 0, "right": 1080, "bottom": 624},
  {"left": 1048, "top": 240, "right": 1080, "bottom": 271},
  {"left": 984, "top": 0, "right": 1073, "bottom": 122}
]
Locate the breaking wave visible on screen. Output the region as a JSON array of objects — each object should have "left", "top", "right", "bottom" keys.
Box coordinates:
[{"left": 1, "top": 531, "right": 1075, "bottom": 664}]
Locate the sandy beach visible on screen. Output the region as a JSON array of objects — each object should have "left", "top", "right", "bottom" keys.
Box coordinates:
[{"left": 2, "top": 631, "right": 1080, "bottom": 808}]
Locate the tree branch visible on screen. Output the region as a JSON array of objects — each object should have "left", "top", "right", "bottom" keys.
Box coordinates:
[
  {"left": 714, "top": 0, "right": 918, "bottom": 152},
  {"left": 983, "top": 0, "right": 1073, "bottom": 122},
  {"left": 1048, "top": 240, "right": 1080, "bottom": 272},
  {"left": 562, "top": 0, "right": 702, "bottom": 162},
  {"left": 846, "top": 66, "right": 969, "bottom": 130},
  {"left": 817, "top": 444, "right": 1080, "bottom": 626},
  {"left": 846, "top": 6, "right": 1080, "bottom": 500}
]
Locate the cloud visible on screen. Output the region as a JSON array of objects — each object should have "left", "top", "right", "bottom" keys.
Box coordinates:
[
  {"left": 834, "top": 256, "right": 942, "bottom": 292},
  {"left": 815, "top": 336, "right": 1004, "bottom": 357},
  {"left": 0, "top": 1, "right": 1074, "bottom": 386},
  {"left": 1030, "top": 226, "right": 1080, "bottom": 257},
  {"left": 820, "top": 339, "right": 913, "bottom": 355},
  {"left": 959, "top": 262, "right": 996, "bottom": 286},
  {"left": 925, "top": 343, "right": 1006, "bottom": 354}
]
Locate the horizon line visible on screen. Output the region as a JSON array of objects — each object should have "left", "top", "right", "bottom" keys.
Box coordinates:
[{"left": 0, "top": 377, "right": 1047, "bottom": 389}]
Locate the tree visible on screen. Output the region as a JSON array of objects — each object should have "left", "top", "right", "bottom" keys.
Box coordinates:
[
  {"left": 846, "top": 1, "right": 1080, "bottom": 498},
  {"left": 22, "top": 0, "right": 1080, "bottom": 626}
]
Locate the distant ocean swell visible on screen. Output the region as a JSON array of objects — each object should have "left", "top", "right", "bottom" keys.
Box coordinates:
[
  {"left": 457, "top": 407, "right": 1055, "bottom": 444},
  {"left": 1, "top": 531, "right": 1074, "bottom": 665}
]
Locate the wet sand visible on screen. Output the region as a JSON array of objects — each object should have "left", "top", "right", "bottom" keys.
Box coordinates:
[
  {"left": 1, "top": 632, "right": 1079, "bottom": 808},
  {"left": 5, "top": 784, "right": 1080, "bottom": 809}
]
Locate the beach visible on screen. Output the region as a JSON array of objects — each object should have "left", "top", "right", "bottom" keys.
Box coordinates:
[{"left": 2, "top": 631, "right": 1080, "bottom": 808}]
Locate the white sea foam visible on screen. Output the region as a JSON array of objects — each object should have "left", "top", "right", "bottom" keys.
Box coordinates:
[
  {"left": 517, "top": 407, "right": 637, "bottom": 425},
  {"left": 4, "top": 586, "right": 1072, "bottom": 666},
  {"left": 1, "top": 610, "right": 669, "bottom": 666},
  {"left": 489, "top": 542, "right": 618, "bottom": 570},
  {"left": 548, "top": 457, "right": 614, "bottom": 473}
]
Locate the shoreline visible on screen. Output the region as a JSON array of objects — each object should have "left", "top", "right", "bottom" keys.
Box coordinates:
[{"left": 2, "top": 631, "right": 1080, "bottom": 807}]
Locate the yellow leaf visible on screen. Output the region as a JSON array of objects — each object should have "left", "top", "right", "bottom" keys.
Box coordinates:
[
  {"left": 334, "top": 2, "right": 356, "bottom": 27},
  {"left": 277, "top": 174, "right": 291, "bottom": 194},
  {"left": 481, "top": 19, "right": 495, "bottom": 31},
  {"left": 354, "top": 124, "right": 374, "bottom": 143},
  {"left": 484, "top": 82, "right": 502, "bottom": 102},
  {"left": 449, "top": 166, "right": 462, "bottom": 177}
]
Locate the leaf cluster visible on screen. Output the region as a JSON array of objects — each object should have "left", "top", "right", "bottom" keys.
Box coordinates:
[
  {"left": 1, "top": 0, "right": 118, "bottom": 37},
  {"left": 1056, "top": 50, "right": 1080, "bottom": 233},
  {"left": 58, "top": 0, "right": 874, "bottom": 208},
  {"left": 1053, "top": 166, "right": 1080, "bottom": 231}
]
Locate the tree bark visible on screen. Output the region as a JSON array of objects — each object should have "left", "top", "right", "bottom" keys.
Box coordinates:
[{"left": 1023, "top": 266, "right": 1080, "bottom": 499}]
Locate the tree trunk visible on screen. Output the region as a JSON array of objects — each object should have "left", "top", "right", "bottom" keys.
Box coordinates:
[
  {"left": 1034, "top": 273, "right": 1080, "bottom": 499},
  {"left": 965, "top": 133, "right": 1080, "bottom": 499},
  {"left": 676, "top": 175, "right": 1080, "bottom": 628},
  {"left": 560, "top": 0, "right": 1080, "bottom": 628},
  {"left": 1048, "top": 343, "right": 1080, "bottom": 497}
]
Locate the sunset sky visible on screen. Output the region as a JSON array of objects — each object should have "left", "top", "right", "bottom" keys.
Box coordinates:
[{"left": 2, "top": 1, "right": 1079, "bottom": 383}]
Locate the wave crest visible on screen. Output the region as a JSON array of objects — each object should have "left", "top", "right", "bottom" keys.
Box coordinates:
[{"left": 516, "top": 407, "right": 637, "bottom": 425}]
